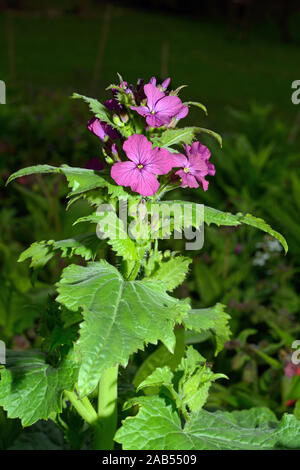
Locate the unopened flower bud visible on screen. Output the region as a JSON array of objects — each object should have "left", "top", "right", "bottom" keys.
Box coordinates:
[
  {"left": 137, "top": 199, "right": 147, "bottom": 220},
  {"left": 112, "top": 114, "right": 124, "bottom": 127}
]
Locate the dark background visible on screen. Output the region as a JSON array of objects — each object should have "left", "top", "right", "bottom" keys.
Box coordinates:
[
  {"left": 1, "top": 0, "right": 300, "bottom": 449},
  {"left": 1, "top": 0, "right": 300, "bottom": 133}
]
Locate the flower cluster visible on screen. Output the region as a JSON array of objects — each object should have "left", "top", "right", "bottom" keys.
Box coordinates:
[{"left": 87, "top": 75, "right": 215, "bottom": 197}]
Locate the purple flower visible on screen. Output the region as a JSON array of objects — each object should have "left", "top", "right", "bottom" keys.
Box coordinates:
[
  {"left": 234, "top": 244, "right": 243, "bottom": 255},
  {"left": 172, "top": 142, "right": 215, "bottom": 190},
  {"left": 104, "top": 99, "right": 123, "bottom": 112},
  {"left": 149, "top": 76, "right": 171, "bottom": 91},
  {"left": 135, "top": 78, "right": 146, "bottom": 102},
  {"left": 87, "top": 117, "right": 119, "bottom": 141},
  {"left": 111, "top": 134, "right": 175, "bottom": 196},
  {"left": 85, "top": 157, "right": 105, "bottom": 171},
  {"left": 130, "top": 83, "right": 188, "bottom": 128},
  {"left": 284, "top": 361, "right": 300, "bottom": 378}
]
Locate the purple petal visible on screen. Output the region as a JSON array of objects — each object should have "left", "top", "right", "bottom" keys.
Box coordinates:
[
  {"left": 123, "top": 134, "right": 152, "bottom": 165},
  {"left": 154, "top": 95, "right": 183, "bottom": 116},
  {"left": 190, "top": 142, "right": 211, "bottom": 160},
  {"left": 132, "top": 170, "right": 160, "bottom": 196},
  {"left": 176, "top": 105, "right": 189, "bottom": 120},
  {"left": 176, "top": 170, "right": 199, "bottom": 188},
  {"left": 161, "top": 77, "right": 171, "bottom": 90},
  {"left": 149, "top": 76, "right": 157, "bottom": 86},
  {"left": 207, "top": 162, "right": 216, "bottom": 176},
  {"left": 189, "top": 155, "right": 208, "bottom": 174},
  {"left": 87, "top": 118, "right": 119, "bottom": 140},
  {"left": 87, "top": 118, "right": 107, "bottom": 140},
  {"left": 198, "top": 176, "right": 209, "bottom": 191},
  {"left": 184, "top": 144, "right": 192, "bottom": 158},
  {"left": 144, "top": 83, "right": 165, "bottom": 111},
  {"left": 171, "top": 152, "right": 188, "bottom": 168},
  {"left": 146, "top": 148, "right": 175, "bottom": 175},
  {"left": 145, "top": 114, "right": 167, "bottom": 128},
  {"left": 111, "top": 161, "right": 137, "bottom": 187},
  {"left": 130, "top": 105, "right": 150, "bottom": 118}
]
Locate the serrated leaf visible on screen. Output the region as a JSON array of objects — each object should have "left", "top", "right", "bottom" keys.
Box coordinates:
[
  {"left": 183, "top": 303, "right": 231, "bottom": 355},
  {"left": 19, "top": 234, "right": 104, "bottom": 269},
  {"left": 6, "top": 165, "right": 60, "bottom": 185},
  {"left": 152, "top": 127, "right": 197, "bottom": 148},
  {"left": 18, "top": 242, "right": 54, "bottom": 269},
  {"left": 147, "top": 256, "right": 192, "bottom": 291},
  {"left": 177, "top": 347, "right": 226, "bottom": 412},
  {"left": 136, "top": 346, "right": 224, "bottom": 414},
  {"left": 56, "top": 261, "right": 190, "bottom": 396},
  {"left": 133, "top": 328, "right": 185, "bottom": 388},
  {"left": 152, "top": 126, "right": 221, "bottom": 149},
  {"left": 7, "top": 165, "right": 129, "bottom": 199},
  {"left": 0, "top": 350, "right": 78, "bottom": 426},
  {"left": 74, "top": 212, "right": 139, "bottom": 261},
  {"left": 204, "top": 206, "right": 288, "bottom": 254},
  {"left": 72, "top": 93, "right": 114, "bottom": 127},
  {"left": 137, "top": 366, "right": 174, "bottom": 392},
  {"left": 115, "top": 397, "right": 300, "bottom": 450},
  {"left": 159, "top": 201, "right": 287, "bottom": 253}
]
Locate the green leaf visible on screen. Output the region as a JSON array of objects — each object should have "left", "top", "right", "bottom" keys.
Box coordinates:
[
  {"left": 204, "top": 206, "right": 288, "bottom": 253},
  {"left": 152, "top": 127, "right": 198, "bottom": 148},
  {"left": 159, "top": 201, "right": 288, "bottom": 253},
  {"left": 176, "top": 347, "right": 226, "bottom": 412},
  {"left": 18, "top": 242, "right": 54, "bottom": 270},
  {"left": 136, "top": 346, "right": 225, "bottom": 414},
  {"left": 6, "top": 165, "right": 60, "bottom": 185},
  {"left": 183, "top": 101, "right": 208, "bottom": 115},
  {"left": 183, "top": 303, "right": 231, "bottom": 355},
  {"left": 294, "top": 400, "right": 300, "bottom": 420},
  {"left": 148, "top": 201, "right": 204, "bottom": 234},
  {"left": 116, "top": 397, "right": 300, "bottom": 450},
  {"left": 137, "top": 366, "right": 174, "bottom": 392},
  {"left": 152, "top": 126, "right": 222, "bottom": 149},
  {"left": 7, "top": 165, "right": 129, "bottom": 199},
  {"left": 56, "top": 261, "right": 190, "bottom": 396},
  {"left": 133, "top": 328, "right": 185, "bottom": 388},
  {"left": 74, "top": 211, "right": 139, "bottom": 261},
  {"left": 19, "top": 234, "right": 104, "bottom": 269},
  {"left": 72, "top": 93, "right": 115, "bottom": 127},
  {"left": 147, "top": 255, "right": 192, "bottom": 291},
  {"left": 0, "top": 350, "right": 78, "bottom": 426},
  {"left": 196, "top": 127, "right": 222, "bottom": 147}
]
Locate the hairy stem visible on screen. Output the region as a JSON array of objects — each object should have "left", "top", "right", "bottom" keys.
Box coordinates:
[{"left": 93, "top": 366, "right": 119, "bottom": 450}]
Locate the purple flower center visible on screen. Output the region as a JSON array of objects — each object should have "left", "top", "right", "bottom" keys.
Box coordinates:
[
  {"left": 137, "top": 164, "right": 144, "bottom": 169},
  {"left": 184, "top": 167, "right": 190, "bottom": 173}
]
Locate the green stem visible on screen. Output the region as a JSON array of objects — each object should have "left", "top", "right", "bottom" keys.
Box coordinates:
[
  {"left": 93, "top": 246, "right": 144, "bottom": 449},
  {"left": 64, "top": 391, "right": 99, "bottom": 427},
  {"left": 127, "top": 259, "right": 142, "bottom": 280},
  {"left": 93, "top": 366, "right": 119, "bottom": 450}
]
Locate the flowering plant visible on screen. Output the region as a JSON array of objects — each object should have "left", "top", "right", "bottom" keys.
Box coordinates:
[{"left": 3, "top": 74, "right": 300, "bottom": 450}]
